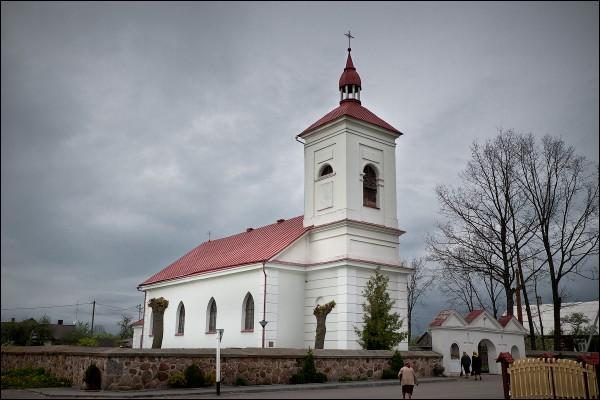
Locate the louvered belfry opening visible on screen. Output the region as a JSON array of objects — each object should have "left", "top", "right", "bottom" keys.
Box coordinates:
[{"left": 363, "top": 165, "right": 377, "bottom": 208}]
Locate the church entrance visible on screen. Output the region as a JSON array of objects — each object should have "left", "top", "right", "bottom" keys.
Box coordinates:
[{"left": 478, "top": 339, "right": 496, "bottom": 373}]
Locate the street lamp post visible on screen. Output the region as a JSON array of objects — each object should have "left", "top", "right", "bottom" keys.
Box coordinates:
[
  {"left": 216, "top": 328, "right": 224, "bottom": 396},
  {"left": 259, "top": 320, "right": 268, "bottom": 348}
]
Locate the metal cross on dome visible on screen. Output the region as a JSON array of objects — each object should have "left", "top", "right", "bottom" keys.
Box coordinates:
[{"left": 345, "top": 30, "right": 354, "bottom": 49}]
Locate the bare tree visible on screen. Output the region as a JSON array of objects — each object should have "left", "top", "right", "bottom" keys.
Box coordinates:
[
  {"left": 436, "top": 266, "right": 483, "bottom": 312},
  {"left": 518, "top": 134, "right": 599, "bottom": 350},
  {"left": 428, "top": 131, "right": 536, "bottom": 316},
  {"left": 406, "top": 257, "right": 434, "bottom": 341}
]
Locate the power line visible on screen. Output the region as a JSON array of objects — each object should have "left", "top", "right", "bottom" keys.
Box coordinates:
[
  {"left": 95, "top": 303, "right": 139, "bottom": 312},
  {"left": 1, "top": 302, "right": 93, "bottom": 311}
]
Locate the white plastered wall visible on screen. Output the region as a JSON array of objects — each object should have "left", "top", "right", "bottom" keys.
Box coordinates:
[
  {"left": 141, "top": 266, "right": 264, "bottom": 349},
  {"left": 431, "top": 322, "right": 526, "bottom": 375},
  {"left": 304, "top": 264, "right": 409, "bottom": 350},
  {"left": 302, "top": 118, "right": 400, "bottom": 231},
  {"left": 132, "top": 325, "right": 143, "bottom": 349}
]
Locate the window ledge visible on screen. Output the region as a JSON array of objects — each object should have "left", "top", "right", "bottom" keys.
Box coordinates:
[
  {"left": 206, "top": 331, "right": 216, "bottom": 335},
  {"left": 363, "top": 204, "right": 380, "bottom": 209},
  {"left": 241, "top": 329, "right": 254, "bottom": 333},
  {"left": 175, "top": 333, "right": 184, "bottom": 336},
  {"left": 315, "top": 172, "right": 336, "bottom": 182}
]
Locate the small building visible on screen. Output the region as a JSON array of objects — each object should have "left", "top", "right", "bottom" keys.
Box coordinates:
[
  {"left": 429, "top": 309, "right": 527, "bottom": 375},
  {"left": 412, "top": 331, "right": 432, "bottom": 351},
  {"left": 132, "top": 319, "right": 144, "bottom": 349},
  {"left": 514, "top": 300, "right": 599, "bottom": 351}
]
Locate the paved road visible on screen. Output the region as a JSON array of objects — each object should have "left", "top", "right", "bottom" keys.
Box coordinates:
[
  {"left": 1, "top": 375, "right": 504, "bottom": 399},
  {"left": 208, "top": 376, "right": 504, "bottom": 399}
]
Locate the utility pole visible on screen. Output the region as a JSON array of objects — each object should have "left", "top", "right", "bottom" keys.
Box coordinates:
[
  {"left": 91, "top": 300, "right": 96, "bottom": 335},
  {"left": 136, "top": 304, "right": 142, "bottom": 320}
]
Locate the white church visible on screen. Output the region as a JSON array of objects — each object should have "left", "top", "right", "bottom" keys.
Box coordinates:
[{"left": 135, "top": 43, "right": 412, "bottom": 350}]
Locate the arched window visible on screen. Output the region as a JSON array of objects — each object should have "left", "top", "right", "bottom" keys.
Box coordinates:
[
  {"left": 363, "top": 165, "right": 378, "bottom": 208},
  {"left": 511, "top": 345, "right": 520, "bottom": 359},
  {"left": 242, "top": 293, "right": 254, "bottom": 331},
  {"left": 207, "top": 298, "right": 217, "bottom": 333},
  {"left": 176, "top": 302, "right": 185, "bottom": 335},
  {"left": 450, "top": 343, "right": 460, "bottom": 359},
  {"left": 319, "top": 164, "right": 333, "bottom": 177}
]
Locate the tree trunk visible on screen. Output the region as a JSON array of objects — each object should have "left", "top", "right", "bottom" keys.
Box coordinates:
[
  {"left": 407, "top": 312, "right": 412, "bottom": 343},
  {"left": 148, "top": 297, "right": 169, "bottom": 349},
  {"left": 504, "top": 279, "right": 515, "bottom": 317},
  {"left": 518, "top": 267, "right": 537, "bottom": 350},
  {"left": 489, "top": 274, "right": 498, "bottom": 319},
  {"left": 551, "top": 281, "right": 562, "bottom": 350},
  {"left": 314, "top": 301, "right": 335, "bottom": 349}
]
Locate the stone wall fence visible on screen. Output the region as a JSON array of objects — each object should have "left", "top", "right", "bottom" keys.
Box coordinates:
[{"left": 1, "top": 346, "right": 442, "bottom": 390}]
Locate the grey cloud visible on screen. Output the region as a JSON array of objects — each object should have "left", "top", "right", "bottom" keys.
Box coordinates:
[{"left": 2, "top": 2, "right": 598, "bottom": 334}]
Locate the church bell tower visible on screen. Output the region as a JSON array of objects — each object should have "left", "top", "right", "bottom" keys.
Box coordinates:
[
  {"left": 296, "top": 36, "right": 408, "bottom": 350},
  {"left": 297, "top": 40, "right": 403, "bottom": 234}
]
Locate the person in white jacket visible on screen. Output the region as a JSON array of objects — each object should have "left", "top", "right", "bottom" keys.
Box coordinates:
[{"left": 398, "top": 361, "right": 419, "bottom": 399}]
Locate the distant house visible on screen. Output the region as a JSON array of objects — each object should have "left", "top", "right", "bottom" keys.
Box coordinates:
[
  {"left": 1, "top": 318, "right": 76, "bottom": 345},
  {"left": 412, "top": 331, "right": 432, "bottom": 351},
  {"left": 513, "top": 300, "right": 599, "bottom": 351},
  {"left": 40, "top": 320, "right": 76, "bottom": 345}
]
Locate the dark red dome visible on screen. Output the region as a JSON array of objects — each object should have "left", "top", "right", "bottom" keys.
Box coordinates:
[{"left": 338, "top": 50, "right": 361, "bottom": 88}]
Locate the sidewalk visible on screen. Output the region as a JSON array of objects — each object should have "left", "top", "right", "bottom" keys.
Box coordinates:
[{"left": 18, "top": 377, "right": 453, "bottom": 398}]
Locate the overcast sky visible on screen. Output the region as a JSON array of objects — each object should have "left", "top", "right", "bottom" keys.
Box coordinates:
[{"left": 2, "top": 2, "right": 598, "bottom": 335}]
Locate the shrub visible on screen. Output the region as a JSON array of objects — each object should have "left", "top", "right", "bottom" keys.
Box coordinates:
[
  {"left": 83, "top": 363, "right": 101, "bottom": 390},
  {"left": 235, "top": 376, "right": 249, "bottom": 386},
  {"left": 390, "top": 351, "right": 404, "bottom": 373},
  {"left": 301, "top": 349, "right": 317, "bottom": 380},
  {"left": 288, "top": 349, "right": 328, "bottom": 384},
  {"left": 168, "top": 372, "right": 187, "bottom": 388},
  {"left": 1, "top": 368, "right": 71, "bottom": 389},
  {"left": 381, "top": 368, "right": 398, "bottom": 379},
  {"left": 289, "top": 373, "right": 305, "bottom": 384},
  {"left": 313, "top": 372, "right": 327, "bottom": 383},
  {"left": 77, "top": 337, "right": 98, "bottom": 347},
  {"left": 205, "top": 370, "right": 216, "bottom": 385},
  {"left": 339, "top": 375, "right": 353, "bottom": 382},
  {"left": 183, "top": 364, "right": 204, "bottom": 388},
  {"left": 433, "top": 363, "right": 445, "bottom": 377}
]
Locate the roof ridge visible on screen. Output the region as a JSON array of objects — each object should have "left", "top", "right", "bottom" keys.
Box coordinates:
[{"left": 203, "top": 215, "right": 304, "bottom": 244}]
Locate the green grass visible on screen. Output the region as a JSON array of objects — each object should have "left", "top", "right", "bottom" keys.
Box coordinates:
[{"left": 1, "top": 367, "right": 72, "bottom": 389}]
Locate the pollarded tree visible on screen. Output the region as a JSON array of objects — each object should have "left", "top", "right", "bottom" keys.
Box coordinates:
[
  {"left": 354, "top": 269, "right": 406, "bottom": 350},
  {"left": 148, "top": 297, "right": 169, "bottom": 349},
  {"left": 313, "top": 300, "right": 336, "bottom": 349}
]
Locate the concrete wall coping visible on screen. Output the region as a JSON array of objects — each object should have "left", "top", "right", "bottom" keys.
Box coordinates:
[{"left": 1, "top": 346, "right": 441, "bottom": 359}]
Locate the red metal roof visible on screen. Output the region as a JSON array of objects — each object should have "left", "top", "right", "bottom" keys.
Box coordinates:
[
  {"left": 132, "top": 319, "right": 144, "bottom": 327},
  {"left": 339, "top": 51, "right": 361, "bottom": 88},
  {"left": 299, "top": 100, "right": 402, "bottom": 137},
  {"left": 140, "top": 216, "right": 310, "bottom": 286},
  {"left": 429, "top": 309, "right": 455, "bottom": 327},
  {"left": 497, "top": 315, "right": 512, "bottom": 327},
  {"left": 464, "top": 310, "right": 485, "bottom": 323}
]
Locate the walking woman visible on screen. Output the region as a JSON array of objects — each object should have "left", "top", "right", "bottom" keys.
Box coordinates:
[
  {"left": 472, "top": 352, "right": 482, "bottom": 380},
  {"left": 398, "top": 361, "right": 418, "bottom": 399},
  {"left": 461, "top": 352, "right": 471, "bottom": 379}
]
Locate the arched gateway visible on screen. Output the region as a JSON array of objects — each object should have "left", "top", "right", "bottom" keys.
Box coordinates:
[{"left": 429, "top": 309, "right": 527, "bottom": 375}]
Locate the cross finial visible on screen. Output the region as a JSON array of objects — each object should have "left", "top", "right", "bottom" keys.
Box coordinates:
[{"left": 345, "top": 30, "right": 354, "bottom": 51}]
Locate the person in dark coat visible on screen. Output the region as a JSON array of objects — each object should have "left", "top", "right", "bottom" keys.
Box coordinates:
[
  {"left": 471, "top": 352, "right": 482, "bottom": 380},
  {"left": 461, "top": 352, "right": 471, "bottom": 378}
]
